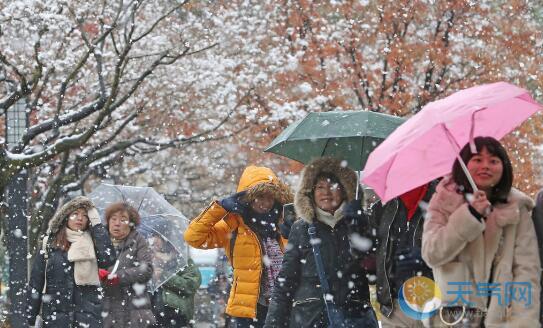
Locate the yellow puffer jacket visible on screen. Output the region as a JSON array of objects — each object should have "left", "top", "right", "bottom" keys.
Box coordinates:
[{"left": 184, "top": 166, "right": 293, "bottom": 318}]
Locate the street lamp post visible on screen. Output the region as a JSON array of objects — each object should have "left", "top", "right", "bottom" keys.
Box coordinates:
[{"left": 5, "top": 98, "right": 29, "bottom": 328}]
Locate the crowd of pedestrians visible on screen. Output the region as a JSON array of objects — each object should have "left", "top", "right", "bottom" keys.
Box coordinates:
[
  {"left": 25, "top": 136, "right": 543, "bottom": 328},
  {"left": 187, "top": 136, "right": 542, "bottom": 328}
]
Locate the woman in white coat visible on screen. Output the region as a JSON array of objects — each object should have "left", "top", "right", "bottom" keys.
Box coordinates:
[{"left": 422, "top": 136, "right": 540, "bottom": 327}]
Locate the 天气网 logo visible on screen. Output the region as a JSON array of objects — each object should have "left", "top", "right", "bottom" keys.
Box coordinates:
[{"left": 398, "top": 276, "right": 442, "bottom": 320}]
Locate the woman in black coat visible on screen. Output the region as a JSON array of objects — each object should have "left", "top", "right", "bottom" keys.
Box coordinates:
[
  {"left": 264, "top": 157, "right": 378, "bottom": 328},
  {"left": 26, "top": 196, "right": 116, "bottom": 328}
]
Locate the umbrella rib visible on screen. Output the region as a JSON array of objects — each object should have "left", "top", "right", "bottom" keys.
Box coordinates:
[
  {"left": 441, "top": 123, "right": 462, "bottom": 152},
  {"left": 382, "top": 152, "right": 398, "bottom": 201},
  {"left": 360, "top": 136, "right": 367, "bottom": 171},
  {"left": 137, "top": 188, "right": 151, "bottom": 214},
  {"left": 320, "top": 138, "right": 332, "bottom": 157},
  {"left": 113, "top": 185, "right": 127, "bottom": 202}
]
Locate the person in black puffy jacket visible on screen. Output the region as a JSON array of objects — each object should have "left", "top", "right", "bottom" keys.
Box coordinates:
[{"left": 264, "top": 157, "right": 378, "bottom": 328}]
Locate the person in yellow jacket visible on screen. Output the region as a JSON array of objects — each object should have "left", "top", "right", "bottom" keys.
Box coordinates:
[{"left": 184, "top": 166, "right": 293, "bottom": 328}]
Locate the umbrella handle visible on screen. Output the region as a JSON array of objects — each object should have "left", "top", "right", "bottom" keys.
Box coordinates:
[
  {"left": 356, "top": 171, "right": 360, "bottom": 200},
  {"left": 109, "top": 259, "right": 120, "bottom": 277},
  {"left": 442, "top": 124, "right": 478, "bottom": 193},
  {"left": 455, "top": 151, "right": 478, "bottom": 193}
]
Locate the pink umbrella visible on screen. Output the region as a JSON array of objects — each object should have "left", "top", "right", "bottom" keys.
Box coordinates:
[{"left": 361, "top": 82, "right": 542, "bottom": 203}]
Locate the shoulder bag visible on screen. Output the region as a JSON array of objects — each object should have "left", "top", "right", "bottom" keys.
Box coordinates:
[{"left": 308, "top": 224, "right": 378, "bottom": 328}]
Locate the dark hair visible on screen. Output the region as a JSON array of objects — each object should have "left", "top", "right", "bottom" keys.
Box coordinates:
[
  {"left": 53, "top": 227, "right": 70, "bottom": 251},
  {"left": 452, "top": 136, "right": 512, "bottom": 203},
  {"left": 105, "top": 202, "right": 141, "bottom": 228}
]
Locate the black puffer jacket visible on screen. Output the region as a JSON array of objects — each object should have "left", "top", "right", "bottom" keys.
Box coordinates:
[
  {"left": 26, "top": 197, "right": 116, "bottom": 328},
  {"left": 265, "top": 218, "right": 373, "bottom": 327},
  {"left": 371, "top": 183, "right": 435, "bottom": 318},
  {"left": 264, "top": 158, "right": 375, "bottom": 328}
]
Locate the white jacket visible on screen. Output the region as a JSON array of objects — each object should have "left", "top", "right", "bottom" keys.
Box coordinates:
[{"left": 422, "top": 176, "right": 540, "bottom": 327}]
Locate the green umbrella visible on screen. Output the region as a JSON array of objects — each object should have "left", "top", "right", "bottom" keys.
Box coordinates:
[{"left": 265, "top": 110, "right": 405, "bottom": 171}]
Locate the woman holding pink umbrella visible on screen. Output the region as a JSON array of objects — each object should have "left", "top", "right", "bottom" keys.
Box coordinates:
[{"left": 422, "top": 136, "right": 540, "bottom": 327}]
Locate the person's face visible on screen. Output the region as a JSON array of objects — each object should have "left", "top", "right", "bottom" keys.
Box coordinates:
[
  {"left": 150, "top": 235, "right": 164, "bottom": 251},
  {"left": 467, "top": 147, "right": 504, "bottom": 193},
  {"left": 313, "top": 178, "right": 344, "bottom": 214},
  {"left": 250, "top": 192, "right": 275, "bottom": 214},
  {"left": 67, "top": 208, "right": 89, "bottom": 231},
  {"left": 108, "top": 210, "right": 131, "bottom": 240}
]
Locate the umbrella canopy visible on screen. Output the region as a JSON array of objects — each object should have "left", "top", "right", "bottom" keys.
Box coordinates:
[
  {"left": 265, "top": 110, "right": 405, "bottom": 170},
  {"left": 88, "top": 183, "right": 190, "bottom": 291},
  {"left": 362, "top": 82, "right": 542, "bottom": 203},
  {"left": 138, "top": 215, "right": 187, "bottom": 291}
]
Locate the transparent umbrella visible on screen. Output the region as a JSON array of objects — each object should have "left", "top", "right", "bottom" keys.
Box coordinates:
[
  {"left": 88, "top": 183, "right": 190, "bottom": 291},
  {"left": 139, "top": 215, "right": 187, "bottom": 291}
]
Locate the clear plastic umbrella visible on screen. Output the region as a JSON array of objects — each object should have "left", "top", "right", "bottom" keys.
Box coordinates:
[
  {"left": 88, "top": 183, "right": 190, "bottom": 291},
  {"left": 139, "top": 215, "right": 187, "bottom": 291}
]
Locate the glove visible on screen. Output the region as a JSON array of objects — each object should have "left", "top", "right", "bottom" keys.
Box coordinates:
[
  {"left": 394, "top": 247, "right": 426, "bottom": 273},
  {"left": 219, "top": 191, "right": 248, "bottom": 214},
  {"left": 278, "top": 203, "right": 296, "bottom": 238},
  {"left": 343, "top": 199, "right": 364, "bottom": 219},
  {"left": 87, "top": 207, "right": 102, "bottom": 226},
  {"left": 106, "top": 273, "right": 120, "bottom": 286},
  {"left": 98, "top": 269, "right": 109, "bottom": 281},
  {"left": 343, "top": 199, "right": 370, "bottom": 232}
]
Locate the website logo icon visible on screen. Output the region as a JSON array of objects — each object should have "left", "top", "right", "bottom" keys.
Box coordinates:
[{"left": 398, "top": 276, "right": 442, "bottom": 320}]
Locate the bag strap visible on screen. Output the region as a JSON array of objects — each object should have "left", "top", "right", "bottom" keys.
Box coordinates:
[
  {"left": 41, "top": 235, "right": 49, "bottom": 294},
  {"left": 308, "top": 224, "right": 336, "bottom": 327},
  {"left": 41, "top": 235, "right": 49, "bottom": 260},
  {"left": 39, "top": 235, "right": 50, "bottom": 317}
]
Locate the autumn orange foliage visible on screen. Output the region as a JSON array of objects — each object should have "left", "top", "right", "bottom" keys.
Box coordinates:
[{"left": 253, "top": 0, "right": 543, "bottom": 195}]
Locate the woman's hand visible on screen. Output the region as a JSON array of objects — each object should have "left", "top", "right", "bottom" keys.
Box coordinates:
[
  {"left": 106, "top": 273, "right": 120, "bottom": 286},
  {"left": 469, "top": 190, "right": 491, "bottom": 217},
  {"left": 219, "top": 191, "right": 247, "bottom": 214},
  {"left": 278, "top": 212, "right": 295, "bottom": 239},
  {"left": 99, "top": 269, "right": 120, "bottom": 286},
  {"left": 99, "top": 269, "right": 110, "bottom": 281},
  {"left": 87, "top": 207, "right": 102, "bottom": 226}
]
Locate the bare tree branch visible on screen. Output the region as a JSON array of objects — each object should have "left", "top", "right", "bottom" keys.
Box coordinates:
[
  {"left": 22, "top": 99, "right": 106, "bottom": 145},
  {"left": 132, "top": 0, "right": 190, "bottom": 43}
]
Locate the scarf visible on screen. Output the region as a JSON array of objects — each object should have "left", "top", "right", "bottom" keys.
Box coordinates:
[
  {"left": 66, "top": 228, "right": 100, "bottom": 286},
  {"left": 243, "top": 204, "right": 281, "bottom": 239},
  {"left": 260, "top": 237, "right": 283, "bottom": 305},
  {"left": 315, "top": 202, "right": 346, "bottom": 228},
  {"left": 111, "top": 237, "right": 126, "bottom": 249},
  {"left": 399, "top": 184, "right": 429, "bottom": 221}
]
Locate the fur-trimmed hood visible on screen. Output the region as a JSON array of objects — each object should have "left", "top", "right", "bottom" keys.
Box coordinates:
[
  {"left": 237, "top": 165, "right": 293, "bottom": 205},
  {"left": 295, "top": 157, "right": 357, "bottom": 222},
  {"left": 47, "top": 196, "right": 95, "bottom": 237}
]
